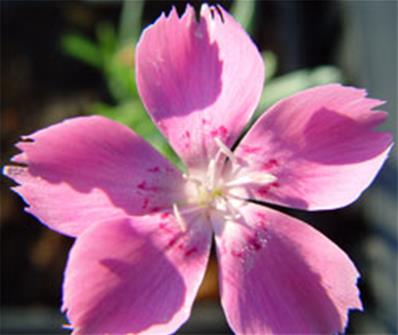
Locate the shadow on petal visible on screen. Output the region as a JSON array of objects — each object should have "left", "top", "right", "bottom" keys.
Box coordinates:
[
  {"left": 138, "top": 7, "right": 223, "bottom": 121},
  {"left": 300, "top": 107, "right": 392, "bottom": 165},
  {"left": 63, "top": 219, "right": 188, "bottom": 334},
  {"left": 217, "top": 205, "right": 360, "bottom": 334}
]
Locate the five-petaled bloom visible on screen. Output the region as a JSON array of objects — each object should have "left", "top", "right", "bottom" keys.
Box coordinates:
[{"left": 3, "top": 4, "right": 393, "bottom": 335}]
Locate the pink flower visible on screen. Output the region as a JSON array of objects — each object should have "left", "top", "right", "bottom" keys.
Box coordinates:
[{"left": 4, "top": 4, "right": 393, "bottom": 335}]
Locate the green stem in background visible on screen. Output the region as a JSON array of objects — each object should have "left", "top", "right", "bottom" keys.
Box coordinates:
[
  {"left": 230, "top": 0, "right": 257, "bottom": 35},
  {"left": 263, "top": 51, "right": 278, "bottom": 81},
  {"left": 119, "top": 0, "right": 145, "bottom": 46}
]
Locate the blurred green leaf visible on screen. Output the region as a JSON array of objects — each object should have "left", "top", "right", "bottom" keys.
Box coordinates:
[
  {"left": 95, "top": 21, "right": 137, "bottom": 103},
  {"left": 96, "top": 22, "right": 118, "bottom": 64},
  {"left": 254, "top": 66, "right": 344, "bottom": 120},
  {"left": 119, "top": 0, "right": 144, "bottom": 46},
  {"left": 230, "top": 0, "right": 256, "bottom": 34},
  {"left": 106, "top": 51, "right": 136, "bottom": 103},
  {"left": 264, "top": 50, "right": 278, "bottom": 81},
  {"left": 61, "top": 34, "right": 102, "bottom": 68}
]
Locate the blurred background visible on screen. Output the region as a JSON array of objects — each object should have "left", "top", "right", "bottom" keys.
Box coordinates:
[{"left": 1, "top": 0, "right": 396, "bottom": 334}]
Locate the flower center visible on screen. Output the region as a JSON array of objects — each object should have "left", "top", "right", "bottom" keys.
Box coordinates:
[
  {"left": 183, "top": 160, "right": 226, "bottom": 210},
  {"left": 172, "top": 138, "right": 276, "bottom": 232},
  {"left": 198, "top": 185, "right": 224, "bottom": 206}
]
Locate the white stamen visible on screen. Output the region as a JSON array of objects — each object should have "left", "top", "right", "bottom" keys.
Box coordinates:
[
  {"left": 183, "top": 173, "right": 202, "bottom": 186},
  {"left": 226, "top": 192, "right": 248, "bottom": 202},
  {"left": 225, "top": 172, "right": 276, "bottom": 188},
  {"left": 173, "top": 203, "right": 187, "bottom": 232},
  {"left": 222, "top": 197, "right": 242, "bottom": 220},
  {"left": 214, "top": 137, "right": 235, "bottom": 162},
  {"left": 207, "top": 158, "right": 217, "bottom": 190}
]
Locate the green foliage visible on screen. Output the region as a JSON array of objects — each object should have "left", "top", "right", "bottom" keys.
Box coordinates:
[
  {"left": 230, "top": 0, "right": 257, "bottom": 34},
  {"left": 264, "top": 51, "right": 278, "bottom": 81},
  {"left": 106, "top": 48, "right": 136, "bottom": 103},
  {"left": 61, "top": 34, "right": 102, "bottom": 68},
  {"left": 96, "top": 22, "right": 118, "bottom": 64},
  {"left": 119, "top": 0, "right": 145, "bottom": 45}
]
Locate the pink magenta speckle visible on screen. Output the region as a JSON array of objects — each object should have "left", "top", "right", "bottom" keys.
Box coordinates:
[
  {"left": 241, "top": 145, "right": 262, "bottom": 154},
  {"left": 136, "top": 180, "right": 158, "bottom": 192},
  {"left": 231, "top": 249, "right": 244, "bottom": 259},
  {"left": 184, "top": 247, "right": 198, "bottom": 257},
  {"left": 201, "top": 118, "right": 210, "bottom": 125},
  {"left": 210, "top": 125, "right": 228, "bottom": 139},
  {"left": 137, "top": 181, "right": 147, "bottom": 190},
  {"left": 147, "top": 166, "right": 161, "bottom": 173},
  {"left": 167, "top": 236, "right": 179, "bottom": 248},
  {"left": 160, "top": 212, "right": 170, "bottom": 219},
  {"left": 158, "top": 221, "right": 174, "bottom": 234},
  {"left": 142, "top": 198, "right": 149, "bottom": 209},
  {"left": 247, "top": 236, "right": 263, "bottom": 251},
  {"left": 257, "top": 182, "right": 280, "bottom": 196},
  {"left": 261, "top": 159, "right": 279, "bottom": 170},
  {"left": 256, "top": 211, "right": 267, "bottom": 220}
]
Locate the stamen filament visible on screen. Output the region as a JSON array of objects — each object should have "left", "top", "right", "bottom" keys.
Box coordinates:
[
  {"left": 172, "top": 204, "right": 205, "bottom": 231},
  {"left": 222, "top": 197, "right": 242, "bottom": 220},
  {"left": 173, "top": 203, "right": 187, "bottom": 232},
  {"left": 214, "top": 137, "right": 235, "bottom": 162},
  {"left": 207, "top": 158, "right": 217, "bottom": 190},
  {"left": 225, "top": 192, "right": 248, "bottom": 202},
  {"left": 225, "top": 172, "right": 276, "bottom": 188},
  {"left": 182, "top": 173, "right": 202, "bottom": 185}
]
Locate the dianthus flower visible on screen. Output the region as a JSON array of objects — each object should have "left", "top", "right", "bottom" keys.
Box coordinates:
[{"left": 4, "top": 4, "right": 393, "bottom": 335}]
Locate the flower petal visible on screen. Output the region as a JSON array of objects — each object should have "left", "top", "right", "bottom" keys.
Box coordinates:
[
  {"left": 213, "top": 204, "right": 362, "bottom": 334},
  {"left": 63, "top": 212, "right": 212, "bottom": 334},
  {"left": 136, "top": 4, "right": 264, "bottom": 170},
  {"left": 235, "top": 84, "right": 393, "bottom": 210},
  {"left": 3, "top": 116, "right": 184, "bottom": 237}
]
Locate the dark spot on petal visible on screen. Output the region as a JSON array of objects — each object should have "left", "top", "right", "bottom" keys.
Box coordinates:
[
  {"left": 142, "top": 198, "right": 149, "bottom": 209},
  {"left": 248, "top": 237, "right": 262, "bottom": 251},
  {"left": 150, "top": 207, "right": 161, "bottom": 213},
  {"left": 137, "top": 181, "right": 147, "bottom": 190},
  {"left": 257, "top": 181, "right": 280, "bottom": 196},
  {"left": 184, "top": 246, "right": 198, "bottom": 257},
  {"left": 137, "top": 181, "right": 158, "bottom": 192},
  {"left": 147, "top": 166, "right": 160, "bottom": 173},
  {"left": 241, "top": 145, "right": 261, "bottom": 154},
  {"left": 167, "top": 236, "right": 179, "bottom": 248},
  {"left": 262, "top": 159, "right": 279, "bottom": 170},
  {"left": 209, "top": 8, "right": 215, "bottom": 19},
  {"left": 231, "top": 249, "right": 244, "bottom": 258},
  {"left": 215, "top": 5, "right": 225, "bottom": 23}
]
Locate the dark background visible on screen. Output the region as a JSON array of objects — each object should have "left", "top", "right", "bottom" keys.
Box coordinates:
[{"left": 1, "top": 1, "right": 397, "bottom": 334}]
